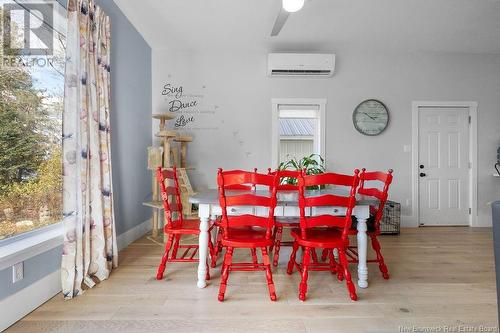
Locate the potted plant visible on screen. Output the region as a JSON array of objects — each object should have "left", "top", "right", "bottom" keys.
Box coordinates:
[{"left": 278, "top": 154, "right": 326, "bottom": 189}]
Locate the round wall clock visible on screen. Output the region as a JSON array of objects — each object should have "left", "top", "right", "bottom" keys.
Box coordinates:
[{"left": 352, "top": 99, "right": 390, "bottom": 136}]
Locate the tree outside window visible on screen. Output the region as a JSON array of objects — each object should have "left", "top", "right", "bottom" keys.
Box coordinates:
[{"left": 0, "top": 1, "right": 66, "bottom": 240}]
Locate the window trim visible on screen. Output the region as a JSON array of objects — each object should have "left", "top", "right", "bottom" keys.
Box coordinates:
[
  {"left": 0, "top": 0, "right": 66, "bottom": 271},
  {"left": 0, "top": 222, "right": 63, "bottom": 271},
  {"left": 271, "top": 98, "right": 326, "bottom": 168}
]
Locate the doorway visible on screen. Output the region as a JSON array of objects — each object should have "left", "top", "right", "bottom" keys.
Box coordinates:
[{"left": 412, "top": 101, "right": 478, "bottom": 226}]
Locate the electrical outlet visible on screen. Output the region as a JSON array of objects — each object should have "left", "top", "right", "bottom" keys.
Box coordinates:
[{"left": 12, "top": 262, "right": 24, "bottom": 283}]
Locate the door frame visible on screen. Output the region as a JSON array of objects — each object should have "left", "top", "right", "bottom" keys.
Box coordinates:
[{"left": 411, "top": 101, "right": 478, "bottom": 227}]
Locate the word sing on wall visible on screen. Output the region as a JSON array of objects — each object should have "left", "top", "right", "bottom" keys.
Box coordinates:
[{"left": 161, "top": 82, "right": 218, "bottom": 130}]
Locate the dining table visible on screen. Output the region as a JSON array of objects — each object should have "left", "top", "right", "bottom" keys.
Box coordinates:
[{"left": 189, "top": 188, "right": 374, "bottom": 290}]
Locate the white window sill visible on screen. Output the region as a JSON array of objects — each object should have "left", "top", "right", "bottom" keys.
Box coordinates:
[{"left": 0, "top": 222, "right": 63, "bottom": 271}]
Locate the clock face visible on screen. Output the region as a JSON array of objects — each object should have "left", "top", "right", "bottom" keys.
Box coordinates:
[{"left": 353, "top": 99, "right": 389, "bottom": 136}]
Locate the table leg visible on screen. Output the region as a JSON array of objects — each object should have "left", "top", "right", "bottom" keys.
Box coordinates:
[
  {"left": 356, "top": 216, "right": 369, "bottom": 289},
  {"left": 209, "top": 214, "right": 217, "bottom": 261},
  {"left": 152, "top": 210, "right": 158, "bottom": 238},
  {"left": 197, "top": 204, "right": 210, "bottom": 288},
  {"left": 152, "top": 172, "right": 159, "bottom": 238}
]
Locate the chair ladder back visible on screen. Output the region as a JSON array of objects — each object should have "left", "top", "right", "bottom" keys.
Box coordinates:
[
  {"left": 157, "top": 166, "right": 184, "bottom": 227},
  {"left": 268, "top": 168, "right": 300, "bottom": 190},
  {"left": 217, "top": 168, "right": 279, "bottom": 239},
  {"left": 223, "top": 168, "right": 258, "bottom": 190},
  {"left": 298, "top": 169, "right": 360, "bottom": 241}
]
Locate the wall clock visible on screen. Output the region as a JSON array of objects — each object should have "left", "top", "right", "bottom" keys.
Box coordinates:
[{"left": 352, "top": 99, "right": 390, "bottom": 136}]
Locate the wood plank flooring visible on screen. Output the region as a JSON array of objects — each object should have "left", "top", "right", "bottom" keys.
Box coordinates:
[{"left": 6, "top": 227, "right": 499, "bottom": 333}]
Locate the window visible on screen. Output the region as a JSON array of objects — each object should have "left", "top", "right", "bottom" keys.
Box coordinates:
[
  {"left": 271, "top": 99, "right": 326, "bottom": 167},
  {"left": 0, "top": 1, "right": 66, "bottom": 241}
]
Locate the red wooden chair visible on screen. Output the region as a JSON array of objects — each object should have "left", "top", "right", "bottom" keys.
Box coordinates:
[
  {"left": 336, "top": 169, "right": 393, "bottom": 279},
  {"left": 267, "top": 169, "right": 305, "bottom": 267},
  {"left": 155, "top": 167, "right": 214, "bottom": 281},
  {"left": 287, "top": 170, "right": 360, "bottom": 301},
  {"left": 217, "top": 168, "right": 279, "bottom": 301},
  {"left": 210, "top": 169, "right": 257, "bottom": 268}
]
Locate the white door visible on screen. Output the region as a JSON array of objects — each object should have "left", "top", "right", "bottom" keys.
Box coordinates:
[{"left": 418, "top": 107, "right": 470, "bottom": 226}]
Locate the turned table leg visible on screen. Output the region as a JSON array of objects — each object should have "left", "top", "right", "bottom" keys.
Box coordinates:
[
  {"left": 197, "top": 204, "right": 210, "bottom": 288},
  {"left": 356, "top": 213, "right": 369, "bottom": 289}
]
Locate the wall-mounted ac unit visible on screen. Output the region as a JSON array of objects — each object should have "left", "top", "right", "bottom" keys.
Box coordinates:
[{"left": 267, "top": 53, "right": 335, "bottom": 77}]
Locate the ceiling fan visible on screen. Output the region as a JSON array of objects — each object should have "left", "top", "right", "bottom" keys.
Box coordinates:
[{"left": 271, "top": 0, "right": 310, "bottom": 37}]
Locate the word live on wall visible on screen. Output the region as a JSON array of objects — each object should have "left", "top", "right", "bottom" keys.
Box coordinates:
[{"left": 161, "top": 82, "right": 219, "bottom": 131}]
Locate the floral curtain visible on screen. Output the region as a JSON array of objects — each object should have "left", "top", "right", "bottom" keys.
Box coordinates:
[{"left": 61, "top": 0, "right": 117, "bottom": 299}]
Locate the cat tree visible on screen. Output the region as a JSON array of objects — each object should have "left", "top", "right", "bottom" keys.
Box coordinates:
[{"left": 143, "top": 114, "right": 195, "bottom": 240}]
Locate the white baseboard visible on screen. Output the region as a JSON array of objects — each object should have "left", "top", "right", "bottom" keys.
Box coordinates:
[
  {"left": 117, "top": 219, "right": 152, "bottom": 251},
  {"left": 0, "top": 220, "right": 151, "bottom": 332},
  {"left": 0, "top": 269, "right": 61, "bottom": 332},
  {"left": 474, "top": 217, "right": 493, "bottom": 228},
  {"left": 400, "top": 215, "right": 492, "bottom": 228}
]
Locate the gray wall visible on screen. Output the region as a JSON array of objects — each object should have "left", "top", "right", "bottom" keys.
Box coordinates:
[
  {"left": 0, "top": 0, "right": 152, "bottom": 301},
  {"left": 0, "top": 246, "right": 62, "bottom": 300},
  {"left": 96, "top": 0, "right": 152, "bottom": 235},
  {"left": 153, "top": 48, "right": 500, "bottom": 227}
]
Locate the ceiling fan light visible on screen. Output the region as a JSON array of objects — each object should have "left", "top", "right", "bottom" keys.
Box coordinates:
[{"left": 282, "top": 0, "right": 304, "bottom": 13}]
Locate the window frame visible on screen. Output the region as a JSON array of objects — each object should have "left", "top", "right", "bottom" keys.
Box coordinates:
[
  {"left": 271, "top": 98, "right": 326, "bottom": 168},
  {"left": 0, "top": 0, "right": 67, "bottom": 266},
  {"left": 0, "top": 222, "right": 63, "bottom": 271}
]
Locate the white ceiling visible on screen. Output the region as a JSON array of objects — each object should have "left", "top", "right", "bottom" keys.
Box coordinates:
[{"left": 113, "top": 0, "right": 500, "bottom": 54}]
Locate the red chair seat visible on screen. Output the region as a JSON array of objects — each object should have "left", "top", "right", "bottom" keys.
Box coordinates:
[
  {"left": 166, "top": 219, "right": 201, "bottom": 234},
  {"left": 275, "top": 217, "right": 300, "bottom": 227},
  {"left": 221, "top": 227, "right": 274, "bottom": 248},
  {"left": 290, "top": 227, "right": 344, "bottom": 248},
  {"left": 214, "top": 217, "right": 258, "bottom": 228}
]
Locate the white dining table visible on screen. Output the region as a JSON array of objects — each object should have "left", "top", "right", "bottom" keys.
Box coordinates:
[{"left": 189, "top": 188, "right": 373, "bottom": 289}]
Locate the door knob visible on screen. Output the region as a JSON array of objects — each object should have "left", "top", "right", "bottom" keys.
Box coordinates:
[
  {"left": 419, "top": 172, "right": 426, "bottom": 177},
  {"left": 419, "top": 165, "right": 425, "bottom": 169}
]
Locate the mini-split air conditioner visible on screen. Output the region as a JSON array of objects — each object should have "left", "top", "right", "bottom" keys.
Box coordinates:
[{"left": 267, "top": 53, "right": 335, "bottom": 77}]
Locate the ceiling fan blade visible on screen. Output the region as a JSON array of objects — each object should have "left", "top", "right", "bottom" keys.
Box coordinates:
[{"left": 270, "top": 8, "right": 290, "bottom": 36}]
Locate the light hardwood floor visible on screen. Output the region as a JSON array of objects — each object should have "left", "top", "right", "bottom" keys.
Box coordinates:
[{"left": 6, "top": 227, "right": 498, "bottom": 333}]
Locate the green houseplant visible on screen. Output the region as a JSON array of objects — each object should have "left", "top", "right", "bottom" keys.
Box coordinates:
[{"left": 278, "top": 154, "right": 326, "bottom": 189}]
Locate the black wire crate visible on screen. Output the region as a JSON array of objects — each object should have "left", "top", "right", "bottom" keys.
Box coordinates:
[{"left": 380, "top": 200, "right": 400, "bottom": 235}]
